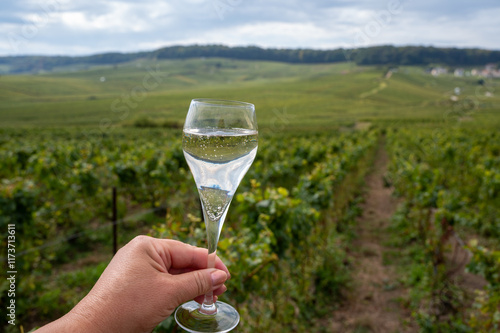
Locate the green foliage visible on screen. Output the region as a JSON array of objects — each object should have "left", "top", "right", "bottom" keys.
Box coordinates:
[
  {"left": 236, "top": 185, "right": 319, "bottom": 257},
  {"left": 132, "top": 116, "right": 182, "bottom": 129},
  {"left": 0, "top": 128, "right": 188, "bottom": 329},
  {"left": 149, "top": 129, "right": 378, "bottom": 332},
  {"left": 2, "top": 59, "right": 499, "bottom": 130},
  {"left": 466, "top": 243, "right": 500, "bottom": 332},
  {"left": 0, "top": 124, "right": 376, "bottom": 331},
  {"left": 1, "top": 57, "right": 499, "bottom": 332},
  {"left": 2, "top": 45, "right": 500, "bottom": 74},
  {"left": 386, "top": 126, "right": 500, "bottom": 332}
]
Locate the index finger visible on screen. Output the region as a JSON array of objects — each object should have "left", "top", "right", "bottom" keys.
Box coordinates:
[{"left": 154, "top": 239, "right": 229, "bottom": 276}]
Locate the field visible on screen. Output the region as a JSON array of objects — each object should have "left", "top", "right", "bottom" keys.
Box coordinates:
[{"left": 1, "top": 58, "right": 499, "bottom": 333}]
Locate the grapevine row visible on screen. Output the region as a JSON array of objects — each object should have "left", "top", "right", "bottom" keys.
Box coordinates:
[
  {"left": 0, "top": 127, "right": 378, "bottom": 332},
  {"left": 386, "top": 127, "right": 500, "bottom": 332}
]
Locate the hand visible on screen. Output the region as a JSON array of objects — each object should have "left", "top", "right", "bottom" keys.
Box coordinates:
[{"left": 37, "top": 236, "right": 230, "bottom": 333}]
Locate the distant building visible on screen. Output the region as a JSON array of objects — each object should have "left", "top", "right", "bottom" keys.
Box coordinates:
[
  {"left": 454, "top": 68, "right": 465, "bottom": 77},
  {"left": 485, "top": 63, "right": 497, "bottom": 71},
  {"left": 430, "top": 67, "right": 447, "bottom": 76},
  {"left": 430, "top": 64, "right": 500, "bottom": 78},
  {"left": 470, "top": 65, "right": 500, "bottom": 78}
]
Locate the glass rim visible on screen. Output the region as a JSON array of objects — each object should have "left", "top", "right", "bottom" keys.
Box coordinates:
[{"left": 192, "top": 98, "right": 254, "bottom": 109}]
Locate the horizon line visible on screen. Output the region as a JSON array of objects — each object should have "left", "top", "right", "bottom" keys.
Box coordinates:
[{"left": 2, "top": 43, "right": 500, "bottom": 58}]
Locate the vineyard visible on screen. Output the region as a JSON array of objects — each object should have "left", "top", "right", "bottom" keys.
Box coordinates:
[
  {"left": 0, "top": 128, "right": 379, "bottom": 332},
  {"left": 386, "top": 127, "right": 500, "bottom": 332},
  {"left": 0, "top": 59, "right": 499, "bottom": 332}
]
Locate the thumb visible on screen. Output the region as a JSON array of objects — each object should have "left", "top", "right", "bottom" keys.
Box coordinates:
[{"left": 170, "top": 269, "right": 228, "bottom": 305}]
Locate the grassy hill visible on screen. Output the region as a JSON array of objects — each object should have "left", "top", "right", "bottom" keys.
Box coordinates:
[
  {"left": 2, "top": 45, "right": 500, "bottom": 74},
  {"left": 0, "top": 58, "right": 499, "bottom": 129},
  {"left": 1, "top": 57, "right": 500, "bottom": 333}
]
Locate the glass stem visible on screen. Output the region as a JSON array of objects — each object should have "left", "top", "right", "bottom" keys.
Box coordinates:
[
  {"left": 199, "top": 249, "right": 217, "bottom": 315},
  {"left": 199, "top": 203, "right": 221, "bottom": 315}
]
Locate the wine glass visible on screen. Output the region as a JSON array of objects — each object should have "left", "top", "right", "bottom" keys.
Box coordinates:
[{"left": 175, "top": 99, "right": 258, "bottom": 333}]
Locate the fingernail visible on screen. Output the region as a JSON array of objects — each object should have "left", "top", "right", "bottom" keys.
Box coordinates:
[{"left": 211, "top": 270, "right": 227, "bottom": 286}]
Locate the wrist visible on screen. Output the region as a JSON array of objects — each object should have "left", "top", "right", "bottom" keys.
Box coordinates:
[
  {"left": 67, "top": 293, "right": 111, "bottom": 333},
  {"left": 36, "top": 307, "right": 103, "bottom": 333}
]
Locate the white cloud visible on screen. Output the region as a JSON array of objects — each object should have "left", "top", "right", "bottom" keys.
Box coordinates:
[
  {"left": 0, "top": 0, "right": 499, "bottom": 56},
  {"left": 55, "top": 1, "right": 169, "bottom": 33},
  {"left": 151, "top": 21, "right": 337, "bottom": 50},
  {"left": 370, "top": 6, "right": 500, "bottom": 49}
]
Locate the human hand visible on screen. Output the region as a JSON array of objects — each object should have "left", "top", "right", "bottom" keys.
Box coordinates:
[{"left": 37, "top": 236, "right": 230, "bottom": 333}]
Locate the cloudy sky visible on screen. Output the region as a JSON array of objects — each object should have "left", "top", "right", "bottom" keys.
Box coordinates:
[{"left": 1, "top": 0, "right": 499, "bottom": 56}]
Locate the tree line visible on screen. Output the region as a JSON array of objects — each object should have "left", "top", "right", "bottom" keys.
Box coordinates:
[{"left": 1, "top": 44, "right": 499, "bottom": 74}]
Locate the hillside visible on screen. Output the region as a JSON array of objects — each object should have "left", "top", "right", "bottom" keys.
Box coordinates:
[
  {"left": 1, "top": 55, "right": 500, "bottom": 333},
  {"left": 1, "top": 44, "right": 499, "bottom": 75},
  {"left": 1, "top": 58, "right": 499, "bottom": 130}
]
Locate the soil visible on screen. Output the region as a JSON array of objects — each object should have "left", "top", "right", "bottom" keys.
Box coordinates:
[{"left": 327, "top": 143, "right": 418, "bottom": 333}]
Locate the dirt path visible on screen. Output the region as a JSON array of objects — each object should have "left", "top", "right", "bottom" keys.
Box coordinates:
[{"left": 329, "top": 143, "right": 417, "bottom": 333}]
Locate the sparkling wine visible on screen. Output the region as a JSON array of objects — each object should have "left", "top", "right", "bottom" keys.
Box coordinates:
[
  {"left": 175, "top": 99, "right": 256, "bottom": 332},
  {"left": 183, "top": 128, "right": 258, "bottom": 237}
]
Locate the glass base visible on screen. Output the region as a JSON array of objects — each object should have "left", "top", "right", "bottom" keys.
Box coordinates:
[{"left": 175, "top": 300, "right": 240, "bottom": 333}]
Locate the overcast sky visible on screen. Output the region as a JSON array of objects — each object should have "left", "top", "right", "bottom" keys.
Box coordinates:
[{"left": 1, "top": 0, "right": 499, "bottom": 56}]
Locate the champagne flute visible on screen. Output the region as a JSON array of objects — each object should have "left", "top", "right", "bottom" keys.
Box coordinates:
[{"left": 175, "top": 99, "right": 258, "bottom": 333}]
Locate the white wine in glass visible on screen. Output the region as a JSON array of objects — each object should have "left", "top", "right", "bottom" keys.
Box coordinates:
[{"left": 175, "top": 99, "right": 258, "bottom": 333}]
